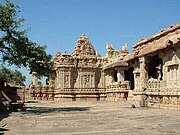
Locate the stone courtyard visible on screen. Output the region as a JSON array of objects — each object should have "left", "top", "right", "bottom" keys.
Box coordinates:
[{"left": 1, "top": 101, "right": 180, "bottom": 135}]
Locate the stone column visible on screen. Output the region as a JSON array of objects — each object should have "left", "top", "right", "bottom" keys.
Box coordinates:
[
  {"left": 57, "top": 69, "right": 63, "bottom": 89},
  {"left": 32, "top": 72, "right": 38, "bottom": 86},
  {"left": 93, "top": 72, "right": 95, "bottom": 88},
  {"left": 78, "top": 69, "right": 82, "bottom": 89},
  {"left": 133, "top": 69, "right": 140, "bottom": 90},
  {"left": 159, "top": 52, "right": 166, "bottom": 81},
  {"left": 101, "top": 72, "right": 105, "bottom": 88},
  {"left": 117, "top": 69, "right": 124, "bottom": 83},
  {"left": 106, "top": 71, "right": 109, "bottom": 85},
  {"left": 60, "top": 70, "right": 63, "bottom": 89},
  {"left": 139, "top": 57, "right": 148, "bottom": 91},
  {"left": 109, "top": 70, "right": 114, "bottom": 83},
  {"left": 56, "top": 70, "right": 59, "bottom": 89}
]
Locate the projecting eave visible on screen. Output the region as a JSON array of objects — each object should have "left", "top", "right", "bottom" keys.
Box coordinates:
[
  {"left": 124, "top": 33, "right": 180, "bottom": 62},
  {"left": 123, "top": 52, "right": 137, "bottom": 62},
  {"left": 133, "top": 23, "right": 180, "bottom": 49},
  {"left": 103, "top": 60, "right": 128, "bottom": 71}
]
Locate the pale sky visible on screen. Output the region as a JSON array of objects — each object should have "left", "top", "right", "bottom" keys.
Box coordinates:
[{"left": 9, "top": 0, "right": 180, "bottom": 85}]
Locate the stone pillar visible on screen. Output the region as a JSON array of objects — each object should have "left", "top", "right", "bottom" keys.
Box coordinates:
[
  {"left": 109, "top": 70, "right": 114, "bottom": 83},
  {"left": 63, "top": 71, "right": 71, "bottom": 88},
  {"left": 90, "top": 75, "right": 92, "bottom": 88},
  {"left": 60, "top": 70, "right": 64, "bottom": 89},
  {"left": 133, "top": 69, "right": 140, "bottom": 90},
  {"left": 117, "top": 69, "right": 124, "bottom": 83},
  {"left": 139, "top": 57, "right": 148, "bottom": 91},
  {"left": 101, "top": 72, "right": 105, "bottom": 88},
  {"left": 56, "top": 69, "right": 63, "bottom": 89},
  {"left": 78, "top": 69, "right": 82, "bottom": 89},
  {"left": 56, "top": 70, "right": 59, "bottom": 89},
  {"left": 32, "top": 72, "right": 38, "bottom": 86},
  {"left": 132, "top": 57, "right": 148, "bottom": 107},
  {"left": 92, "top": 74, "right": 95, "bottom": 88}
]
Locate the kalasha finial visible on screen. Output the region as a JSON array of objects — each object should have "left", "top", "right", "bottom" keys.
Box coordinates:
[
  {"left": 78, "top": 33, "right": 89, "bottom": 42},
  {"left": 56, "top": 51, "right": 61, "bottom": 57}
]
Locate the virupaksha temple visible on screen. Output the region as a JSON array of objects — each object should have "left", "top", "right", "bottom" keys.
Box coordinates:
[{"left": 31, "top": 23, "right": 180, "bottom": 110}]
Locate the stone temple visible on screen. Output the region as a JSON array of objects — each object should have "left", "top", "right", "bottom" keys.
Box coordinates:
[
  {"left": 31, "top": 23, "right": 180, "bottom": 110},
  {"left": 48, "top": 34, "right": 129, "bottom": 101}
]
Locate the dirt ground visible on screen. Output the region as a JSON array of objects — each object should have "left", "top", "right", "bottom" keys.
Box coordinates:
[{"left": 0, "top": 100, "right": 180, "bottom": 135}]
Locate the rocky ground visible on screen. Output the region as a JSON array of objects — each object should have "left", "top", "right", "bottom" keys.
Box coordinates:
[{"left": 0, "top": 100, "right": 180, "bottom": 135}]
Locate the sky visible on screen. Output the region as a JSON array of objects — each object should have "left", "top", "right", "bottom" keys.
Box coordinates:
[{"left": 4, "top": 0, "right": 180, "bottom": 85}]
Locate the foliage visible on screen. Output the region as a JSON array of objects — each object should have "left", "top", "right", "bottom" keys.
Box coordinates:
[
  {"left": 0, "top": 0, "right": 52, "bottom": 76},
  {"left": 0, "top": 66, "right": 26, "bottom": 85}
]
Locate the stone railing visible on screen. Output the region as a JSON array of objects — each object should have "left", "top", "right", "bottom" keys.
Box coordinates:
[
  {"left": 106, "top": 82, "right": 129, "bottom": 101},
  {"left": 58, "top": 88, "right": 105, "bottom": 93},
  {"left": 30, "top": 85, "right": 55, "bottom": 100},
  {"left": 30, "top": 85, "right": 55, "bottom": 91},
  {"left": 146, "top": 80, "right": 167, "bottom": 92},
  {"left": 106, "top": 82, "right": 129, "bottom": 92},
  {"left": 146, "top": 80, "right": 160, "bottom": 92}
]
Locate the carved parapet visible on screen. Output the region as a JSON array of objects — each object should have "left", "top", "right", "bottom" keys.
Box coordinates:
[
  {"left": 106, "top": 81, "right": 129, "bottom": 92},
  {"left": 146, "top": 79, "right": 161, "bottom": 92}
]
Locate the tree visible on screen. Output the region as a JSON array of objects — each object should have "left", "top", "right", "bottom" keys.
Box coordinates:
[
  {"left": 0, "top": 0, "right": 52, "bottom": 76},
  {"left": 0, "top": 66, "right": 26, "bottom": 85}
]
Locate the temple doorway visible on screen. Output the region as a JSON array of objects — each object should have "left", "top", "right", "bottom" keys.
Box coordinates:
[
  {"left": 125, "top": 67, "right": 134, "bottom": 90},
  {"left": 147, "top": 55, "right": 163, "bottom": 80}
]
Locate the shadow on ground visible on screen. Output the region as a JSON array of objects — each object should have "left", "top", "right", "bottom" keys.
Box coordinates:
[
  {"left": 0, "top": 127, "right": 9, "bottom": 135},
  {"left": 0, "top": 112, "right": 9, "bottom": 135},
  {"left": 20, "top": 106, "right": 90, "bottom": 115},
  {"left": 0, "top": 112, "right": 9, "bottom": 121}
]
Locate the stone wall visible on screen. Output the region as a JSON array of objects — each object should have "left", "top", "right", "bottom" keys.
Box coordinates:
[{"left": 128, "top": 24, "right": 180, "bottom": 110}]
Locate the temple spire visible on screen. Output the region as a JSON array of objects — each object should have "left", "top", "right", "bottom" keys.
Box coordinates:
[{"left": 72, "top": 34, "right": 96, "bottom": 56}]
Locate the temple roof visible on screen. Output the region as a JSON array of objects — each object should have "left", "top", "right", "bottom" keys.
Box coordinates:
[
  {"left": 103, "top": 59, "right": 128, "bottom": 70},
  {"left": 138, "top": 34, "right": 180, "bottom": 56},
  {"left": 124, "top": 24, "right": 180, "bottom": 62},
  {"left": 124, "top": 34, "right": 180, "bottom": 62},
  {"left": 133, "top": 23, "right": 180, "bottom": 49},
  {"left": 72, "top": 34, "right": 96, "bottom": 57}
]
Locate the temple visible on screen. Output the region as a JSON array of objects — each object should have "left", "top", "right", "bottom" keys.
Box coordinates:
[
  {"left": 31, "top": 23, "right": 180, "bottom": 110},
  {"left": 124, "top": 24, "right": 180, "bottom": 109},
  {"left": 31, "top": 34, "right": 130, "bottom": 101},
  {"left": 49, "top": 34, "right": 130, "bottom": 101}
]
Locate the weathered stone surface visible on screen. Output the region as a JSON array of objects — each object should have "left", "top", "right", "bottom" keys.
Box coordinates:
[
  {"left": 1, "top": 101, "right": 180, "bottom": 135},
  {"left": 30, "top": 24, "right": 180, "bottom": 110},
  {"left": 31, "top": 34, "right": 130, "bottom": 101},
  {"left": 126, "top": 23, "right": 180, "bottom": 110}
]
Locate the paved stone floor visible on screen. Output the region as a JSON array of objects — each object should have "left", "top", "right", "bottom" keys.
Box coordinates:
[{"left": 0, "top": 100, "right": 180, "bottom": 135}]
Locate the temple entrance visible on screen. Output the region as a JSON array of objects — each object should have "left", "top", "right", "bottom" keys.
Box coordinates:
[
  {"left": 147, "top": 55, "right": 163, "bottom": 80},
  {"left": 125, "top": 67, "right": 134, "bottom": 90},
  {"left": 112, "top": 70, "right": 118, "bottom": 82}
]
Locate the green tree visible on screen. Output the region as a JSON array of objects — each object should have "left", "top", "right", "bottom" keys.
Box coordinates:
[
  {"left": 12, "top": 69, "right": 26, "bottom": 85},
  {"left": 0, "top": 0, "right": 52, "bottom": 76},
  {"left": 0, "top": 66, "right": 26, "bottom": 85}
]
